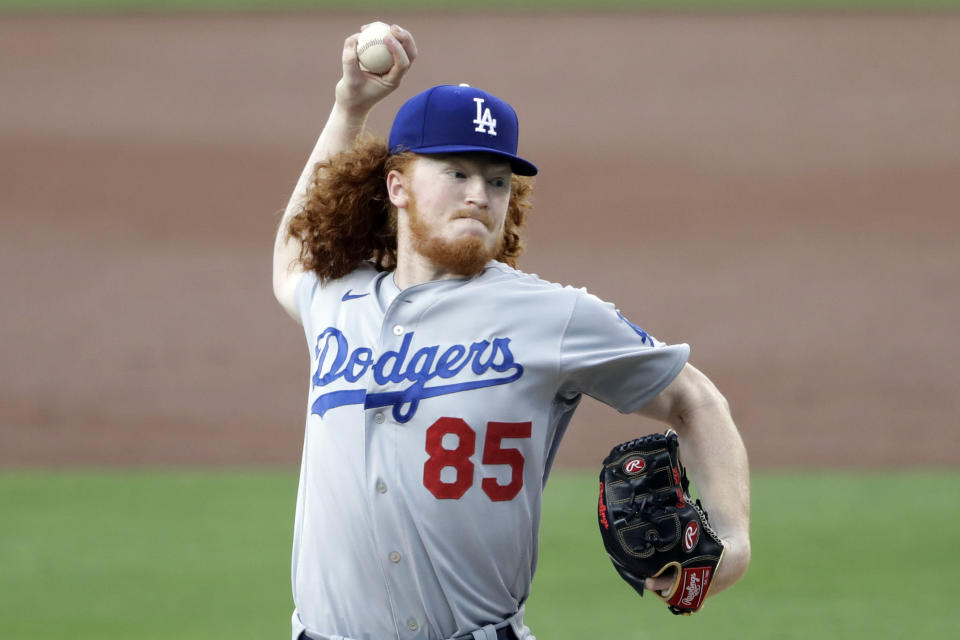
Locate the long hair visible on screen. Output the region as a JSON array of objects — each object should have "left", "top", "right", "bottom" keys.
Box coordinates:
[{"left": 285, "top": 135, "right": 534, "bottom": 283}]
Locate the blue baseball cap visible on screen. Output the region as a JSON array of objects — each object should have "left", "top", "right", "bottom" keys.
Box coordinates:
[{"left": 388, "top": 84, "right": 538, "bottom": 176}]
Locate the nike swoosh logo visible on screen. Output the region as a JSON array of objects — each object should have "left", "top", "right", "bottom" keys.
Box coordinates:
[{"left": 341, "top": 290, "right": 369, "bottom": 302}]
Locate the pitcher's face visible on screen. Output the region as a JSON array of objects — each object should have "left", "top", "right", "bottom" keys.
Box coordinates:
[{"left": 390, "top": 153, "right": 512, "bottom": 275}]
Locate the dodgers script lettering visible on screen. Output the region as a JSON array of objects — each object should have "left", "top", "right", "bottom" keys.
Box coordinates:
[{"left": 310, "top": 327, "right": 524, "bottom": 422}]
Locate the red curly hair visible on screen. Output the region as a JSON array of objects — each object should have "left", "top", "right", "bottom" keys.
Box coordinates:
[{"left": 285, "top": 135, "right": 534, "bottom": 283}]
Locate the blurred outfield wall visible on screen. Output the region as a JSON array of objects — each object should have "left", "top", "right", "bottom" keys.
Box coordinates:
[
  {"left": 2, "top": 8, "right": 958, "bottom": 469},
  {"left": 2, "top": 0, "right": 960, "bottom": 12}
]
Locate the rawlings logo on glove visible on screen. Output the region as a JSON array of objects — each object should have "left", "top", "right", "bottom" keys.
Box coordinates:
[{"left": 597, "top": 430, "right": 725, "bottom": 615}]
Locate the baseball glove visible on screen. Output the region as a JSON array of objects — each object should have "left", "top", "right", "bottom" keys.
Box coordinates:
[{"left": 597, "top": 430, "right": 724, "bottom": 615}]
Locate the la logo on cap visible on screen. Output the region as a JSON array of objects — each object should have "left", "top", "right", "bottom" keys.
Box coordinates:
[{"left": 473, "top": 97, "right": 497, "bottom": 136}]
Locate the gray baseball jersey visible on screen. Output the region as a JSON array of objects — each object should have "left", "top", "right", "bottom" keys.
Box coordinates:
[{"left": 290, "top": 261, "right": 689, "bottom": 640}]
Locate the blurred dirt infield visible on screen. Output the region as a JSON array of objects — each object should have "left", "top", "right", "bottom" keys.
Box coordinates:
[{"left": 1, "top": 13, "right": 957, "bottom": 468}]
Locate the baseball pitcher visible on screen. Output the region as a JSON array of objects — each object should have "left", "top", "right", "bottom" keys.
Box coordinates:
[{"left": 272, "top": 23, "right": 751, "bottom": 640}]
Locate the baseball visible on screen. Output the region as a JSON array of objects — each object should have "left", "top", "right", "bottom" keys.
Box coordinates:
[{"left": 357, "top": 22, "right": 395, "bottom": 75}]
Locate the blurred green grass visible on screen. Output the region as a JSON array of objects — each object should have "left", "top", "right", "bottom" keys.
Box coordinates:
[
  {"left": 2, "top": 0, "right": 960, "bottom": 13},
  {"left": 0, "top": 471, "right": 296, "bottom": 640},
  {"left": 531, "top": 470, "right": 960, "bottom": 639},
  {"left": 1, "top": 469, "right": 957, "bottom": 639}
]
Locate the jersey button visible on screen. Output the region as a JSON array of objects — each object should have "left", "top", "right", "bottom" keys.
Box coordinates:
[
  {"left": 373, "top": 412, "right": 385, "bottom": 424},
  {"left": 376, "top": 480, "right": 388, "bottom": 494},
  {"left": 389, "top": 551, "right": 402, "bottom": 563},
  {"left": 392, "top": 324, "right": 404, "bottom": 336},
  {"left": 406, "top": 618, "right": 419, "bottom": 632}
]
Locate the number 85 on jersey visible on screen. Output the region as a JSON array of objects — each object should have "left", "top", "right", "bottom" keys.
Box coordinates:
[{"left": 423, "top": 417, "right": 531, "bottom": 502}]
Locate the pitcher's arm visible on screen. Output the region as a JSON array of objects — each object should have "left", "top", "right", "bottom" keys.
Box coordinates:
[{"left": 272, "top": 25, "right": 417, "bottom": 320}]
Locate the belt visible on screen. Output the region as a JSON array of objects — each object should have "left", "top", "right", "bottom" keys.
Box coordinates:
[
  {"left": 456, "top": 619, "right": 518, "bottom": 640},
  {"left": 495, "top": 625, "right": 518, "bottom": 640},
  {"left": 298, "top": 623, "right": 518, "bottom": 640}
]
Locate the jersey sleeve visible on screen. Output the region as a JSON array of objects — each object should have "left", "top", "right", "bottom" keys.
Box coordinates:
[
  {"left": 557, "top": 289, "right": 689, "bottom": 414},
  {"left": 294, "top": 270, "right": 319, "bottom": 345}
]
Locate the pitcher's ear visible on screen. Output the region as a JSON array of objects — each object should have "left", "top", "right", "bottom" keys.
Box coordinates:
[{"left": 386, "top": 169, "right": 409, "bottom": 209}]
